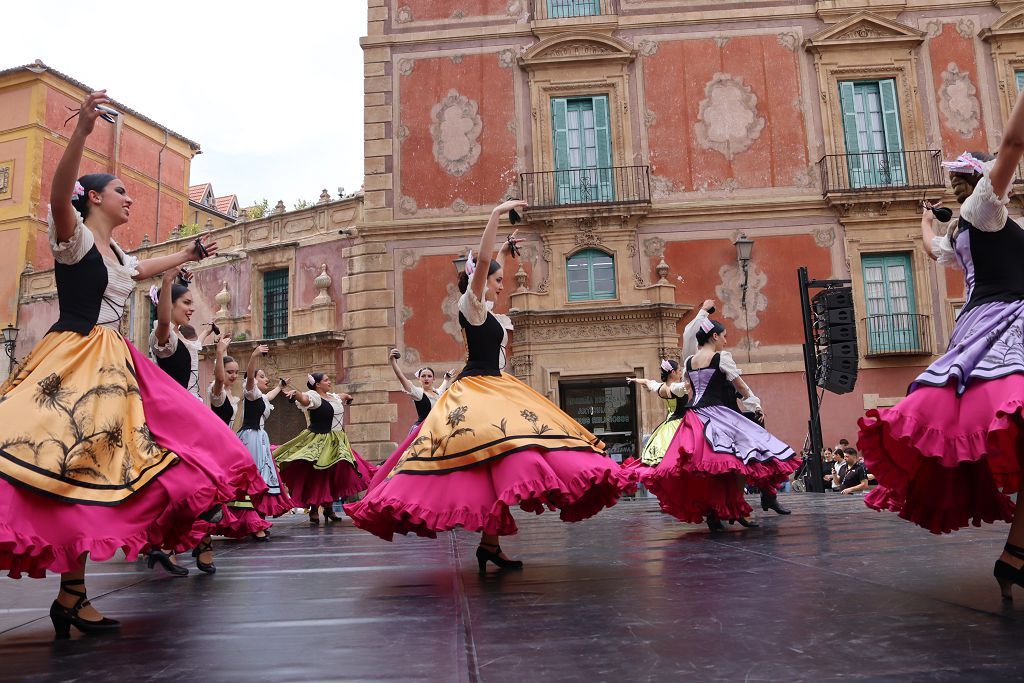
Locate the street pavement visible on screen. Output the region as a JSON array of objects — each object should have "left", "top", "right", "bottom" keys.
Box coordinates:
[{"left": 2, "top": 493, "right": 1024, "bottom": 682}]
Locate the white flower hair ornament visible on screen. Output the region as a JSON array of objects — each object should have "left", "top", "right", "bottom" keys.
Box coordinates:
[
  {"left": 307, "top": 373, "right": 316, "bottom": 387},
  {"left": 660, "top": 359, "right": 675, "bottom": 373},
  {"left": 148, "top": 285, "right": 160, "bottom": 306},
  {"left": 699, "top": 318, "right": 716, "bottom": 334},
  {"left": 465, "top": 250, "right": 477, "bottom": 277},
  {"left": 71, "top": 181, "right": 86, "bottom": 201},
  {"left": 414, "top": 368, "right": 425, "bottom": 379},
  {"left": 941, "top": 152, "right": 987, "bottom": 176}
]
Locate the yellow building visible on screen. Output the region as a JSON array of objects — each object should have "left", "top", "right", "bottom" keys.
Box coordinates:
[
  {"left": 0, "top": 59, "right": 199, "bottom": 329},
  {"left": 188, "top": 182, "right": 240, "bottom": 231}
]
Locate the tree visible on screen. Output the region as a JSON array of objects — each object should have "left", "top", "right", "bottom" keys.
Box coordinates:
[{"left": 246, "top": 199, "right": 270, "bottom": 219}]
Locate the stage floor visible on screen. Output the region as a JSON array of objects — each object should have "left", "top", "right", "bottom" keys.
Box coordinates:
[{"left": 2, "top": 493, "right": 1023, "bottom": 681}]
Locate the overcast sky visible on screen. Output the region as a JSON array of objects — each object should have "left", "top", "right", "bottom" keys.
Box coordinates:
[{"left": 10, "top": 1, "right": 367, "bottom": 207}]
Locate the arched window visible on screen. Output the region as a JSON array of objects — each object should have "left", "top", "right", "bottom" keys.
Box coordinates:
[{"left": 566, "top": 249, "right": 615, "bottom": 301}]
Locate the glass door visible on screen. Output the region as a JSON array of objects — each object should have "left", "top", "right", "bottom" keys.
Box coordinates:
[{"left": 559, "top": 378, "right": 637, "bottom": 464}]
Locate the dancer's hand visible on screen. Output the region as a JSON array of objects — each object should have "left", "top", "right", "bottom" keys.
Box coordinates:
[
  {"left": 216, "top": 335, "right": 231, "bottom": 353},
  {"left": 72, "top": 91, "right": 111, "bottom": 137},
  {"left": 389, "top": 348, "right": 401, "bottom": 361},
  {"left": 498, "top": 229, "right": 523, "bottom": 256},
  {"left": 444, "top": 368, "right": 455, "bottom": 379},
  {"left": 162, "top": 265, "right": 188, "bottom": 284},
  {"left": 625, "top": 377, "right": 639, "bottom": 384},
  {"left": 701, "top": 299, "right": 715, "bottom": 312},
  {"left": 282, "top": 388, "right": 296, "bottom": 400},
  {"left": 493, "top": 199, "right": 528, "bottom": 217},
  {"left": 186, "top": 233, "right": 218, "bottom": 261},
  {"left": 252, "top": 344, "right": 269, "bottom": 357}
]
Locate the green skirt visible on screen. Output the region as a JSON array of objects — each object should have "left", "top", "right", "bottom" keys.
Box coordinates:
[
  {"left": 640, "top": 416, "right": 684, "bottom": 467},
  {"left": 272, "top": 429, "right": 355, "bottom": 470}
]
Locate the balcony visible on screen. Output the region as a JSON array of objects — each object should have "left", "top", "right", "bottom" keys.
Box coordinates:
[
  {"left": 860, "top": 313, "right": 932, "bottom": 357},
  {"left": 533, "top": 0, "right": 617, "bottom": 20},
  {"left": 818, "top": 150, "right": 944, "bottom": 196},
  {"left": 520, "top": 166, "right": 651, "bottom": 214}
]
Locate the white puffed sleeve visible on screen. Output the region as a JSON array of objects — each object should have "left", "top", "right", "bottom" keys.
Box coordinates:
[
  {"left": 960, "top": 167, "right": 1010, "bottom": 232},
  {"left": 930, "top": 234, "right": 958, "bottom": 266},
  {"left": 149, "top": 325, "right": 179, "bottom": 359},
  {"left": 718, "top": 351, "right": 742, "bottom": 381},
  {"left": 458, "top": 290, "right": 488, "bottom": 326},
  {"left": 639, "top": 379, "right": 662, "bottom": 393},
  {"left": 47, "top": 207, "right": 95, "bottom": 265},
  {"left": 667, "top": 382, "right": 688, "bottom": 398},
  {"left": 111, "top": 241, "right": 139, "bottom": 277},
  {"left": 405, "top": 385, "right": 425, "bottom": 400},
  {"left": 682, "top": 308, "right": 709, "bottom": 357},
  {"left": 739, "top": 394, "right": 763, "bottom": 414},
  {"left": 208, "top": 382, "right": 228, "bottom": 408},
  {"left": 244, "top": 383, "right": 264, "bottom": 402},
  {"left": 301, "top": 390, "right": 322, "bottom": 411}
]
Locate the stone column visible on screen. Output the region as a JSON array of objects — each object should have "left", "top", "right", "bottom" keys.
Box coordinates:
[{"left": 339, "top": 240, "right": 397, "bottom": 462}]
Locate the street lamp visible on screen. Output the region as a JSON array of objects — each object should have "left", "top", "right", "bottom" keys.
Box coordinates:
[
  {"left": 734, "top": 234, "right": 755, "bottom": 362},
  {"left": 2, "top": 323, "right": 18, "bottom": 376},
  {"left": 452, "top": 254, "right": 469, "bottom": 275}
]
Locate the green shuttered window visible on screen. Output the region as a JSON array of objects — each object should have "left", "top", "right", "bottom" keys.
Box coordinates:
[
  {"left": 263, "top": 268, "right": 289, "bottom": 339},
  {"left": 839, "top": 79, "right": 905, "bottom": 188},
  {"left": 861, "top": 252, "right": 921, "bottom": 353},
  {"left": 551, "top": 95, "right": 614, "bottom": 204},
  {"left": 567, "top": 249, "right": 616, "bottom": 302},
  {"left": 547, "top": 0, "right": 600, "bottom": 18}
]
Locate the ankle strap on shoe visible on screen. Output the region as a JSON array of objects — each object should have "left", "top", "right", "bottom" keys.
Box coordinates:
[{"left": 1005, "top": 543, "right": 1024, "bottom": 560}]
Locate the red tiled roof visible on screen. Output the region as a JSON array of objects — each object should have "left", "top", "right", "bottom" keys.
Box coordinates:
[
  {"left": 189, "top": 183, "right": 212, "bottom": 203},
  {"left": 215, "top": 195, "right": 237, "bottom": 214}
]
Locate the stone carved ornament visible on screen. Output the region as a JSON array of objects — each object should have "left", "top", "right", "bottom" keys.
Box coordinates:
[
  {"left": 694, "top": 74, "right": 765, "bottom": 161},
  {"left": 714, "top": 263, "right": 768, "bottom": 331},
  {"left": 441, "top": 283, "right": 464, "bottom": 345},
  {"left": 938, "top": 63, "right": 982, "bottom": 139},
  {"left": 430, "top": 90, "right": 483, "bottom": 177}
]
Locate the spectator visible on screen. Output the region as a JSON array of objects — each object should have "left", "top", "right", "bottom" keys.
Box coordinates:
[
  {"left": 821, "top": 447, "right": 835, "bottom": 488},
  {"left": 837, "top": 447, "right": 869, "bottom": 495}
]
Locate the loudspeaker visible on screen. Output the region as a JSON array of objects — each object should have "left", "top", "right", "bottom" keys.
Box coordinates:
[{"left": 810, "top": 286, "right": 859, "bottom": 395}]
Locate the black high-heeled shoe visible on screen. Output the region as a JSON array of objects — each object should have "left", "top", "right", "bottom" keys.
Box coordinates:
[
  {"left": 191, "top": 539, "right": 216, "bottom": 574},
  {"left": 736, "top": 517, "right": 760, "bottom": 528},
  {"left": 994, "top": 542, "right": 1024, "bottom": 601},
  {"left": 147, "top": 550, "right": 189, "bottom": 577},
  {"left": 760, "top": 492, "right": 791, "bottom": 515},
  {"left": 253, "top": 532, "right": 270, "bottom": 543},
  {"left": 308, "top": 509, "right": 321, "bottom": 525},
  {"left": 476, "top": 543, "right": 523, "bottom": 574},
  {"left": 322, "top": 505, "right": 341, "bottom": 522},
  {"left": 50, "top": 579, "right": 120, "bottom": 638},
  {"left": 706, "top": 511, "right": 725, "bottom": 533}
]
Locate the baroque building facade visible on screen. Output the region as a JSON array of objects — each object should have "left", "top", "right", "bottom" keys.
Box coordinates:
[{"left": 15, "top": 0, "right": 1024, "bottom": 459}]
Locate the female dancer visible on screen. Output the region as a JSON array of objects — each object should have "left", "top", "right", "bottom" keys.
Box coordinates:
[
  {"left": 858, "top": 88, "right": 1024, "bottom": 599},
  {"left": 630, "top": 319, "right": 799, "bottom": 531},
  {"left": 344, "top": 200, "right": 632, "bottom": 572},
  {"left": 388, "top": 349, "right": 454, "bottom": 432},
  {"left": 275, "top": 373, "right": 375, "bottom": 524},
  {"left": 235, "top": 345, "right": 294, "bottom": 537},
  {"left": 0, "top": 91, "right": 270, "bottom": 635}
]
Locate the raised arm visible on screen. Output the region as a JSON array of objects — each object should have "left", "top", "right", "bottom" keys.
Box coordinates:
[
  {"left": 51, "top": 91, "right": 111, "bottom": 242},
  {"left": 133, "top": 234, "right": 217, "bottom": 282},
  {"left": 920, "top": 203, "right": 941, "bottom": 262},
  {"left": 682, "top": 299, "right": 715, "bottom": 357},
  {"left": 198, "top": 324, "right": 216, "bottom": 347},
  {"left": 389, "top": 349, "right": 416, "bottom": 393},
  {"left": 988, "top": 88, "right": 1024, "bottom": 198},
  {"left": 245, "top": 344, "right": 269, "bottom": 393},
  {"left": 211, "top": 336, "right": 231, "bottom": 397},
  {"left": 470, "top": 200, "right": 527, "bottom": 301},
  {"left": 438, "top": 369, "right": 456, "bottom": 393},
  {"left": 153, "top": 268, "right": 178, "bottom": 347},
  {"left": 265, "top": 378, "right": 286, "bottom": 402}
]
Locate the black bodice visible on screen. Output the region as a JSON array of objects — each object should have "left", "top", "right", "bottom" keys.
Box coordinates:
[
  {"left": 308, "top": 398, "right": 335, "bottom": 434},
  {"left": 241, "top": 395, "right": 268, "bottom": 430},
  {"left": 668, "top": 395, "right": 689, "bottom": 420},
  {"left": 413, "top": 392, "right": 433, "bottom": 423},
  {"left": 457, "top": 310, "right": 504, "bottom": 378},
  {"left": 210, "top": 397, "right": 235, "bottom": 426},
  {"left": 155, "top": 341, "right": 191, "bottom": 390},
  {"left": 50, "top": 245, "right": 108, "bottom": 335},
  {"left": 960, "top": 216, "right": 1024, "bottom": 316},
  {"left": 687, "top": 354, "right": 741, "bottom": 413}
]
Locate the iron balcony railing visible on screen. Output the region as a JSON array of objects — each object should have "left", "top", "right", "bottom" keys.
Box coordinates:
[
  {"left": 534, "top": 0, "right": 617, "bottom": 20},
  {"left": 520, "top": 165, "right": 651, "bottom": 210},
  {"left": 818, "top": 150, "right": 944, "bottom": 196},
  {"left": 860, "top": 313, "right": 932, "bottom": 357}
]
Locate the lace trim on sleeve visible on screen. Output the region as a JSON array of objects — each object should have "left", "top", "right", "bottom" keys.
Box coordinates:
[
  {"left": 930, "top": 234, "right": 957, "bottom": 266},
  {"left": 739, "top": 394, "right": 762, "bottom": 414},
  {"left": 302, "top": 390, "right": 322, "bottom": 411},
  {"left": 244, "top": 384, "right": 264, "bottom": 402},
  {"left": 47, "top": 207, "right": 95, "bottom": 266},
  {"left": 405, "top": 386, "right": 425, "bottom": 401},
  {"left": 961, "top": 172, "right": 1010, "bottom": 233},
  {"left": 208, "top": 382, "right": 228, "bottom": 407},
  {"left": 667, "top": 382, "right": 688, "bottom": 398},
  {"left": 149, "top": 326, "right": 179, "bottom": 359},
  {"left": 718, "top": 351, "right": 742, "bottom": 381},
  {"left": 458, "top": 290, "right": 488, "bottom": 326}
]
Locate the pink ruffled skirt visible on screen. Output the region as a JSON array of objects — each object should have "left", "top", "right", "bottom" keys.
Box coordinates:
[{"left": 282, "top": 453, "right": 378, "bottom": 508}]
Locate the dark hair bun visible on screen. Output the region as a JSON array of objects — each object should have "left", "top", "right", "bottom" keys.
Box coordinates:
[
  {"left": 71, "top": 173, "right": 117, "bottom": 219},
  {"left": 457, "top": 271, "right": 470, "bottom": 294},
  {"left": 694, "top": 319, "right": 727, "bottom": 347}
]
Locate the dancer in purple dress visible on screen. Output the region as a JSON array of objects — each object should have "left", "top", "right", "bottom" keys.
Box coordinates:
[{"left": 859, "top": 87, "right": 1024, "bottom": 599}]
